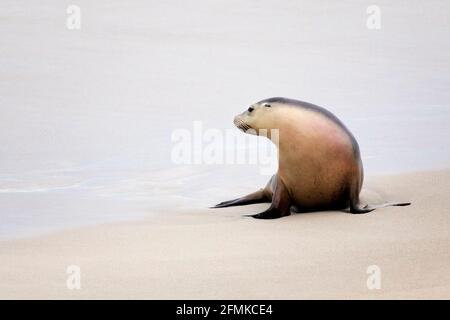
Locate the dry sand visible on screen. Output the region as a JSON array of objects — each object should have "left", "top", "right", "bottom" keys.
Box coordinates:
[{"left": 0, "top": 169, "right": 449, "bottom": 299}]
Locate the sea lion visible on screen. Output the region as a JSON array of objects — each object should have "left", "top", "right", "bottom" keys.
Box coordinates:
[{"left": 213, "top": 97, "right": 410, "bottom": 219}]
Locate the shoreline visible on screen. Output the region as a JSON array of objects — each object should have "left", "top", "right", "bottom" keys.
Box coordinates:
[
  {"left": 1, "top": 169, "right": 449, "bottom": 299},
  {"left": 0, "top": 167, "right": 445, "bottom": 242}
]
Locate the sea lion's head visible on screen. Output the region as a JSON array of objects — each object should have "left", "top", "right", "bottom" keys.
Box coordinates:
[{"left": 233, "top": 98, "right": 282, "bottom": 136}]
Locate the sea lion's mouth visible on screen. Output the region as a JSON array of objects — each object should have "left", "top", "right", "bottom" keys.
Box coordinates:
[{"left": 233, "top": 116, "right": 252, "bottom": 132}]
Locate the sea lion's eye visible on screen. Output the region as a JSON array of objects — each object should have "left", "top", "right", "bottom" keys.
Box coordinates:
[
  {"left": 264, "top": 104, "right": 271, "bottom": 108},
  {"left": 248, "top": 106, "right": 254, "bottom": 112}
]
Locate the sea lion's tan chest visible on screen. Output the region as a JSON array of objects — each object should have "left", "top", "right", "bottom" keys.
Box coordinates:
[{"left": 275, "top": 108, "right": 357, "bottom": 207}]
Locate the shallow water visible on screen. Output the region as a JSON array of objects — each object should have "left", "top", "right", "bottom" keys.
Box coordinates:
[{"left": 1, "top": 0, "right": 449, "bottom": 239}]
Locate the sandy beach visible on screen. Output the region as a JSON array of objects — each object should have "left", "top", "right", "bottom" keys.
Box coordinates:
[{"left": 1, "top": 169, "right": 449, "bottom": 299}]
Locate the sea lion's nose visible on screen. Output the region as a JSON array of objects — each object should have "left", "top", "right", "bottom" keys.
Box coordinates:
[{"left": 233, "top": 115, "right": 240, "bottom": 127}]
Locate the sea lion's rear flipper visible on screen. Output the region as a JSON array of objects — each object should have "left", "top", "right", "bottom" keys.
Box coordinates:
[
  {"left": 350, "top": 201, "right": 411, "bottom": 214},
  {"left": 249, "top": 177, "right": 291, "bottom": 219},
  {"left": 212, "top": 189, "right": 270, "bottom": 208},
  {"left": 381, "top": 202, "right": 411, "bottom": 207},
  {"left": 350, "top": 203, "right": 375, "bottom": 214}
]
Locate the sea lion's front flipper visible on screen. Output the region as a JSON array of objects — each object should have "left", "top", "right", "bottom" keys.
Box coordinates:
[
  {"left": 212, "top": 189, "right": 270, "bottom": 208},
  {"left": 250, "top": 177, "right": 291, "bottom": 219}
]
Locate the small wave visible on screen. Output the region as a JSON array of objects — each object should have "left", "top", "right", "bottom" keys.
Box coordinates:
[{"left": 0, "top": 182, "right": 83, "bottom": 193}]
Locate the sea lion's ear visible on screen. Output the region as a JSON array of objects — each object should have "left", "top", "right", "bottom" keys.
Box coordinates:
[{"left": 264, "top": 103, "right": 271, "bottom": 108}]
